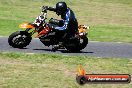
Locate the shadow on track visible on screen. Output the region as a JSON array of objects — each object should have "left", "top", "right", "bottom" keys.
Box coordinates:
[
  {"left": 33, "top": 48, "right": 94, "bottom": 54},
  {"left": 9, "top": 47, "right": 28, "bottom": 49}
]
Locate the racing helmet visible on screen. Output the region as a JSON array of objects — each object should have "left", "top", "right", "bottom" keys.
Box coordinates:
[{"left": 56, "top": 2, "right": 67, "bottom": 15}]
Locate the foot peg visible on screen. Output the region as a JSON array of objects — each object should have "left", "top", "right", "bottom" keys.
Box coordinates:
[
  {"left": 52, "top": 44, "right": 65, "bottom": 52},
  {"left": 52, "top": 45, "right": 60, "bottom": 52}
]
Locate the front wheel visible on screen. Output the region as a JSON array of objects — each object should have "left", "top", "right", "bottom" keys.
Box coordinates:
[{"left": 8, "top": 31, "right": 32, "bottom": 48}]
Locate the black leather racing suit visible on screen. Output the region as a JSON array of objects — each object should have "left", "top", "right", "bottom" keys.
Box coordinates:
[{"left": 47, "top": 7, "right": 78, "bottom": 40}]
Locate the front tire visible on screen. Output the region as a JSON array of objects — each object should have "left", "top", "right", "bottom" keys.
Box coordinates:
[{"left": 8, "top": 31, "right": 32, "bottom": 48}]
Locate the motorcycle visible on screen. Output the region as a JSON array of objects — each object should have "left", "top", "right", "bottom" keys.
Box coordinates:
[{"left": 8, "top": 8, "right": 89, "bottom": 52}]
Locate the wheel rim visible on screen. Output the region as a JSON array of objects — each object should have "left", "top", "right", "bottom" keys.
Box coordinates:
[
  {"left": 12, "top": 35, "right": 26, "bottom": 46},
  {"left": 79, "top": 38, "right": 84, "bottom": 44}
]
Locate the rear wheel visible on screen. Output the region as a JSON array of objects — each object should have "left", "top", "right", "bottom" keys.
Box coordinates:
[
  {"left": 65, "top": 36, "right": 88, "bottom": 52},
  {"left": 79, "top": 36, "right": 88, "bottom": 50},
  {"left": 8, "top": 31, "right": 32, "bottom": 48}
]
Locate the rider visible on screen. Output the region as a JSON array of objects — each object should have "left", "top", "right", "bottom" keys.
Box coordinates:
[{"left": 42, "top": 2, "right": 78, "bottom": 49}]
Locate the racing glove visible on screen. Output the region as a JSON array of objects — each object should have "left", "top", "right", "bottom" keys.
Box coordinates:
[{"left": 42, "top": 6, "right": 48, "bottom": 12}]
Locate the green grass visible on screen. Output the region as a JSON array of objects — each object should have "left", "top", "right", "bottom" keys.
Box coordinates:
[
  {"left": 0, "top": 52, "right": 132, "bottom": 88},
  {"left": 0, "top": 1, "right": 132, "bottom": 88},
  {"left": 0, "top": 0, "right": 132, "bottom": 42},
  {"left": 89, "top": 25, "right": 132, "bottom": 42},
  {"left": 91, "top": 0, "right": 132, "bottom": 6}
]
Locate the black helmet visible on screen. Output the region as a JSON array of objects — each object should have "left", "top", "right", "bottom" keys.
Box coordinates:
[{"left": 56, "top": 2, "right": 67, "bottom": 15}]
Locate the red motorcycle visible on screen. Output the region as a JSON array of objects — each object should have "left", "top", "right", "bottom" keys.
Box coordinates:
[{"left": 8, "top": 8, "right": 89, "bottom": 52}]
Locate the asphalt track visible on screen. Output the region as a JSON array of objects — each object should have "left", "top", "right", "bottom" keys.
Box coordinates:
[{"left": 0, "top": 37, "right": 132, "bottom": 58}]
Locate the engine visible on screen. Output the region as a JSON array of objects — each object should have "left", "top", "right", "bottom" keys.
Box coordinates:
[{"left": 39, "top": 32, "right": 59, "bottom": 46}]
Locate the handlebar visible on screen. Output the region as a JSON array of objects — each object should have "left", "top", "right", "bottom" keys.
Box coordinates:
[
  {"left": 32, "top": 6, "right": 48, "bottom": 27},
  {"left": 41, "top": 6, "right": 48, "bottom": 20}
]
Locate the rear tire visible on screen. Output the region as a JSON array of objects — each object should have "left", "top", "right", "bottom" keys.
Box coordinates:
[
  {"left": 65, "top": 36, "right": 88, "bottom": 52},
  {"left": 79, "top": 36, "right": 88, "bottom": 50},
  {"left": 8, "top": 31, "right": 32, "bottom": 48}
]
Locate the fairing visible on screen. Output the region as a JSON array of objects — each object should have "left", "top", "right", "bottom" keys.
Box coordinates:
[{"left": 19, "top": 23, "right": 34, "bottom": 29}]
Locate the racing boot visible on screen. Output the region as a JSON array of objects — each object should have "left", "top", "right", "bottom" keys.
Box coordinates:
[
  {"left": 52, "top": 45, "right": 60, "bottom": 52},
  {"left": 52, "top": 42, "right": 65, "bottom": 52}
]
